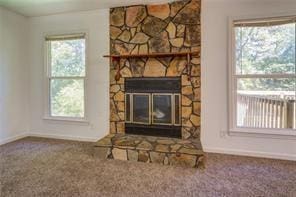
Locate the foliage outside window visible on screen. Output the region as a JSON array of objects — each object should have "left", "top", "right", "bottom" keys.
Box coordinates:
[
  {"left": 231, "top": 16, "right": 296, "bottom": 133},
  {"left": 46, "top": 34, "right": 86, "bottom": 119}
]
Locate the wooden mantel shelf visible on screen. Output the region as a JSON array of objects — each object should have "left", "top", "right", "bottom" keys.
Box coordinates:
[
  {"left": 104, "top": 51, "right": 199, "bottom": 82},
  {"left": 103, "top": 51, "right": 199, "bottom": 59}
]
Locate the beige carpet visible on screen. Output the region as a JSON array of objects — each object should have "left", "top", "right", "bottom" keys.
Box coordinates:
[{"left": 0, "top": 137, "right": 295, "bottom": 197}]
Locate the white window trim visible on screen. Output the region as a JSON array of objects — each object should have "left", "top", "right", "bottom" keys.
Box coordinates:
[
  {"left": 228, "top": 15, "right": 296, "bottom": 137},
  {"left": 43, "top": 32, "right": 89, "bottom": 123}
]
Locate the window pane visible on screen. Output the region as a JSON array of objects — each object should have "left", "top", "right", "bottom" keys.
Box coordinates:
[
  {"left": 237, "top": 78, "right": 296, "bottom": 129},
  {"left": 237, "top": 78, "right": 296, "bottom": 92},
  {"left": 133, "top": 95, "right": 150, "bottom": 124},
  {"left": 50, "top": 39, "right": 85, "bottom": 77},
  {"left": 153, "top": 95, "right": 172, "bottom": 124},
  {"left": 235, "top": 23, "right": 296, "bottom": 75},
  {"left": 50, "top": 79, "right": 84, "bottom": 118}
]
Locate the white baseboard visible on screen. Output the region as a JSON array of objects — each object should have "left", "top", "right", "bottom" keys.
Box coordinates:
[
  {"left": 28, "top": 132, "right": 98, "bottom": 142},
  {"left": 0, "top": 132, "right": 99, "bottom": 146},
  {"left": 0, "top": 133, "right": 28, "bottom": 146},
  {"left": 2, "top": 134, "right": 295, "bottom": 162},
  {"left": 203, "top": 146, "right": 296, "bottom": 161}
]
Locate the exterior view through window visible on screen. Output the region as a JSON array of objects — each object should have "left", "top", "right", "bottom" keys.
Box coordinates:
[
  {"left": 46, "top": 34, "right": 86, "bottom": 119},
  {"left": 232, "top": 16, "right": 296, "bottom": 130}
]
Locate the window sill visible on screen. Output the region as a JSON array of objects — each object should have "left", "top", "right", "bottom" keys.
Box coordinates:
[
  {"left": 228, "top": 127, "right": 296, "bottom": 140},
  {"left": 43, "top": 116, "right": 89, "bottom": 125}
]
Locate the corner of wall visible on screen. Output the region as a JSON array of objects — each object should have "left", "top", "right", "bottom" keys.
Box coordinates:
[{"left": 0, "top": 7, "right": 31, "bottom": 144}]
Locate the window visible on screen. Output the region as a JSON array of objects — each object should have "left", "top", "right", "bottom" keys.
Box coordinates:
[
  {"left": 45, "top": 34, "right": 86, "bottom": 120},
  {"left": 229, "top": 16, "right": 296, "bottom": 134}
]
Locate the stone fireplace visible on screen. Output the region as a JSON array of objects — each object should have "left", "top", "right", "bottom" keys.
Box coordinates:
[
  {"left": 109, "top": 0, "right": 201, "bottom": 140},
  {"left": 95, "top": 0, "right": 204, "bottom": 168}
]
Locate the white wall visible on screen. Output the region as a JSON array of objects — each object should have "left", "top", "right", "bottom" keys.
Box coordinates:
[
  {"left": 28, "top": 9, "right": 109, "bottom": 141},
  {"left": 0, "top": 7, "right": 29, "bottom": 144},
  {"left": 201, "top": 0, "right": 296, "bottom": 160},
  {"left": 1, "top": 1, "right": 295, "bottom": 161}
]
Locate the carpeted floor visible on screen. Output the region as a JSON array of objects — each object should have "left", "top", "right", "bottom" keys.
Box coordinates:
[{"left": 0, "top": 137, "right": 295, "bottom": 197}]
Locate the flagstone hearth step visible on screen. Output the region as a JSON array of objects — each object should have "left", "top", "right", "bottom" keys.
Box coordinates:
[{"left": 94, "top": 134, "right": 205, "bottom": 168}]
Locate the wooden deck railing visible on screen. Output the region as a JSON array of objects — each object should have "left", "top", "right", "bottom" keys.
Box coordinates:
[{"left": 237, "top": 94, "right": 296, "bottom": 129}]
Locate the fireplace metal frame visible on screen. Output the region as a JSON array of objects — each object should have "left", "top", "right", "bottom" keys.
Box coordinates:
[
  {"left": 125, "top": 93, "right": 181, "bottom": 126},
  {"left": 124, "top": 77, "right": 182, "bottom": 138}
]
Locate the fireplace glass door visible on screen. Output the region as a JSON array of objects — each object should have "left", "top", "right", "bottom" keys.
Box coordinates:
[
  {"left": 152, "top": 94, "right": 172, "bottom": 125},
  {"left": 132, "top": 94, "right": 150, "bottom": 124},
  {"left": 125, "top": 93, "right": 180, "bottom": 126}
]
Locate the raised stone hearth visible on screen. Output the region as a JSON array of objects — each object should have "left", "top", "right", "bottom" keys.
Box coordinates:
[{"left": 94, "top": 134, "right": 204, "bottom": 168}]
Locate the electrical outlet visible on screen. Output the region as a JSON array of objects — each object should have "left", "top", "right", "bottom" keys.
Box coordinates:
[{"left": 220, "top": 130, "right": 228, "bottom": 138}]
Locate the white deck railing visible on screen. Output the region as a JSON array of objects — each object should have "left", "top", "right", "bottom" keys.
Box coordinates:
[{"left": 237, "top": 93, "right": 296, "bottom": 129}]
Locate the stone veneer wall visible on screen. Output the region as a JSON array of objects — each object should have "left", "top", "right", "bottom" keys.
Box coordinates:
[{"left": 109, "top": 0, "right": 201, "bottom": 140}]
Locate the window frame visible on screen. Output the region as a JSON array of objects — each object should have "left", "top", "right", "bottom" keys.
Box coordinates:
[
  {"left": 44, "top": 32, "right": 88, "bottom": 122},
  {"left": 228, "top": 15, "right": 296, "bottom": 136}
]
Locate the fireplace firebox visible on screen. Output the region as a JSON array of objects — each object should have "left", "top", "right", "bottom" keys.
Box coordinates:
[{"left": 125, "top": 77, "right": 181, "bottom": 138}]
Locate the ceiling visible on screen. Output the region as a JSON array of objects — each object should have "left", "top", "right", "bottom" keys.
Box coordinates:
[
  {"left": 0, "top": 0, "right": 294, "bottom": 17},
  {"left": 0, "top": 0, "right": 175, "bottom": 17}
]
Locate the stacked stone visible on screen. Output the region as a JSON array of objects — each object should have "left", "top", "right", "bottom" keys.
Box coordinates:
[
  {"left": 110, "top": 80, "right": 125, "bottom": 134},
  {"left": 109, "top": 0, "right": 201, "bottom": 139},
  {"left": 94, "top": 134, "right": 204, "bottom": 168}
]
